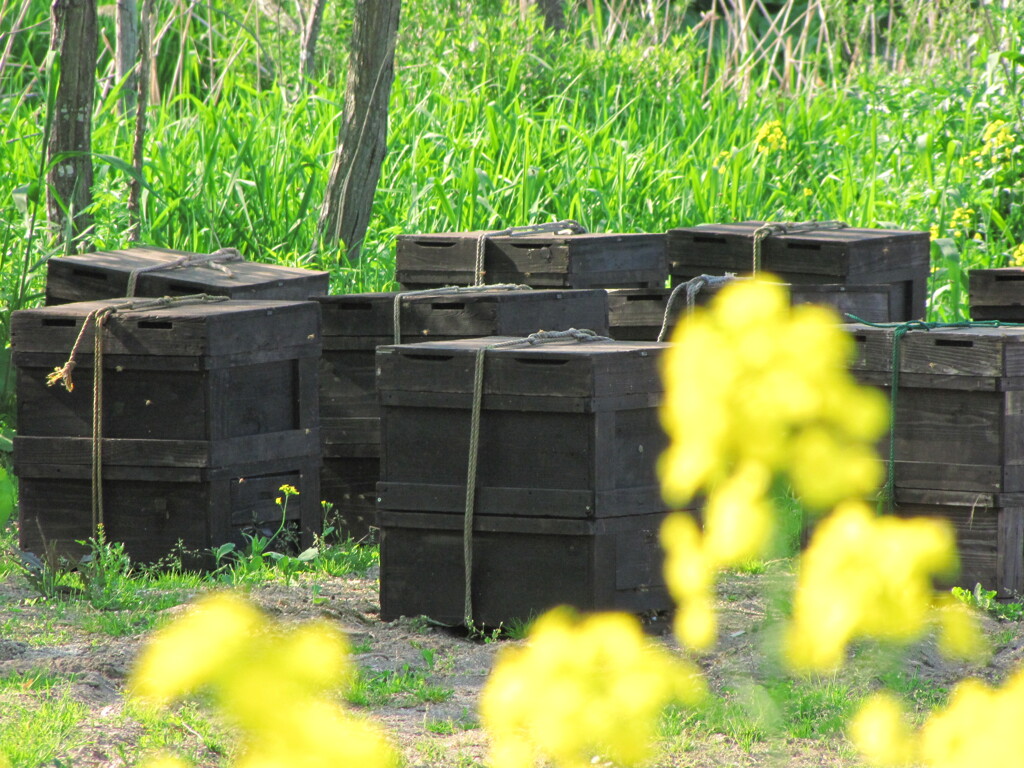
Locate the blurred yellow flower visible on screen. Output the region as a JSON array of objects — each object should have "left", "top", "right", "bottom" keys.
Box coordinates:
[
  {"left": 480, "top": 607, "right": 705, "bottom": 768},
  {"left": 660, "top": 512, "right": 718, "bottom": 649},
  {"left": 137, "top": 755, "right": 192, "bottom": 768},
  {"left": 711, "top": 149, "right": 733, "bottom": 173},
  {"left": 949, "top": 207, "right": 974, "bottom": 238},
  {"left": 754, "top": 119, "right": 788, "bottom": 154},
  {"left": 1012, "top": 243, "right": 1024, "bottom": 266},
  {"left": 785, "top": 501, "right": 960, "bottom": 671},
  {"left": 969, "top": 118, "right": 1017, "bottom": 168},
  {"left": 659, "top": 279, "right": 887, "bottom": 512},
  {"left": 929, "top": 225, "right": 939, "bottom": 241},
  {"left": 850, "top": 693, "right": 915, "bottom": 767},
  {"left": 129, "top": 592, "right": 396, "bottom": 768}
]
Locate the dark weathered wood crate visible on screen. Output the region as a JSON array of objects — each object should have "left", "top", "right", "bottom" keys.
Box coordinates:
[
  {"left": 378, "top": 509, "right": 670, "bottom": 625},
  {"left": 969, "top": 268, "right": 1024, "bottom": 321},
  {"left": 13, "top": 299, "right": 320, "bottom": 445},
  {"left": 321, "top": 456, "right": 379, "bottom": 541},
  {"left": 46, "top": 247, "right": 329, "bottom": 304},
  {"left": 891, "top": 488, "right": 1024, "bottom": 597},
  {"left": 316, "top": 289, "right": 609, "bottom": 454},
  {"left": 847, "top": 323, "right": 1024, "bottom": 493},
  {"left": 666, "top": 222, "right": 929, "bottom": 320},
  {"left": 376, "top": 337, "right": 667, "bottom": 519},
  {"left": 607, "top": 283, "right": 895, "bottom": 340},
  {"left": 16, "top": 456, "right": 321, "bottom": 565},
  {"left": 395, "top": 232, "right": 667, "bottom": 289}
]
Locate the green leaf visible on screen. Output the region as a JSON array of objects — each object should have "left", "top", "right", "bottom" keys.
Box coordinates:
[{"left": 0, "top": 468, "right": 15, "bottom": 529}]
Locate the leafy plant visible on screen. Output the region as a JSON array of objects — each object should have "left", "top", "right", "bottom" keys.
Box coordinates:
[{"left": 951, "top": 583, "right": 1024, "bottom": 621}]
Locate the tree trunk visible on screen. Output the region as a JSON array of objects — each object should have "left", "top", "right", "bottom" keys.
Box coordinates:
[
  {"left": 115, "top": 0, "right": 138, "bottom": 114},
  {"left": 299, "top": 0, "right": 328, "bottom": 84},
  {"left": 520, "top": 0, "right": 565, "bottom": 30},
  {"left": 47, "top": 0, "right": 98, "bottom": 250},
  {"left": 127, "top": 0, "right": 155, "bottom": 243},
  {"left": 316, "top": 0, "right": 401, "bottom": 264}
]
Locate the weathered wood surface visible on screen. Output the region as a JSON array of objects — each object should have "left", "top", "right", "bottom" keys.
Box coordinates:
[
  {"left": 395, "top": 232, "right": 667, "bottom": 289},
  {"left": 892, "top": 488, "right": 1024, "bottom": 596},
  {"left": 607, "top": 283, "right": 895, "bottom": 341},
  {"left": 667, "top": 222, "right": 928, "bottom": 319},
  {"left": 317, "top": 289, "right": 609, "bottom": 338},
  {"left": 378, "top": 510, "right": 670, "bottom": 626},
  {"left": 46, "top": 247, "right": 329, "bottom": 304},
  {"left": 18, "top": 457, "right": 321, "bottom": 566},
  {"left": 848, "top": 323, "right": 1024, "bottom": 493},
  {"left": 321, "top": 456, "right": 379, "bottom": 541},
  {"left": 969, "top": 268, "right": 1024, "bottom": 321},
  {"left": 13, "top": 299, "right": 320, "bottom": 358},
  {"left": 377, "top": 338, "right": 666, "bottom": 519}
]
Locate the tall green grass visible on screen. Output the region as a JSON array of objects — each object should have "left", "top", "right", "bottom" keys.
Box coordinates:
[{"left": 2, "top": 0, "right": 1024, "bottom": 428}]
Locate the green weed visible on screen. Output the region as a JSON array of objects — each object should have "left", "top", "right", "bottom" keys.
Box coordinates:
[{"left": 952, "top": 583, "right": 1024, "bottom": 621}]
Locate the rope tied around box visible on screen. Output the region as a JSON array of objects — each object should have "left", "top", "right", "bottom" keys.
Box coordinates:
[
  {"left": 390, "top": 283, "right": 532, "bottom": 345},
  {"left": 656, "top": 274, "right": 742, "bottom": 342},
  {"left": 125, "top": 247, "right": 243, "bottom": 297},
  {"left": 751, "top": 220, "right": 849, "bottom": 275},
  {"left": 473, "top": 220, "right": 587, "bottom": 286},
  {"left": 462, "top": 327, "right": 613, "bottom": 627},
  {"left": 845, "top": 316, "right": 1024, "bottom": 514},
  {"left": 45, "top": 294, "right": 231, "bottom": 536}
]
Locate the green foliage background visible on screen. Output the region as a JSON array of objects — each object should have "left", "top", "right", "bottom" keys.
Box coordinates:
[{"left": 2, "top": 0, "right": 1024, "bottom": 428}]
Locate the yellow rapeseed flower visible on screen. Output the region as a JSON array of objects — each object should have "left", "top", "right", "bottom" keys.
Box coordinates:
[
  {"left": 1012, "top": 242, "right": 1024, "bottom": 266},
  {"left": 660, "top": 512, "right": 718, "bottom": 649},
  {"left": 784, "top": 501, "right": 960, "bottom": 671},
  {"left": 129, "top": 592, "right": 396, "bottom": 768},
  {"left": 754, "top": 119, "right": 788, "bottom": 154},
  {"left": 948, "top": 207, "right": 974, "bottom": 238},
  {"left": 480, "top": 607, "right": 705, "bottom": 768},
  {"left": 659, "top": 279, "right": 887, "bottom": 512},
  {"left": 849, "top": 693, "right": 915, "bottom": 767}
]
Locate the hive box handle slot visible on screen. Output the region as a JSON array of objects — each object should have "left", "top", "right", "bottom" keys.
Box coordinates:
[
  {"left": 786, "top": 242, "right": 822, "bottom": 251},
  {"left": 72, "top": 268, "right": 105, "bottom": 279},
  {"left": 336, "top": 302, "right": 374, "bottom": 311},
  {"left": 853, "top": 334, "right": 867, "bottom": 342},
  {"left": 401, "top": 353, "right": 454, "bottom": 361},
  {"left": 167, "top": 282, "right": 199, "bottom": 294},
  {"left": 692, "top": 236, "right": 727, "bottom": 244},
  {"left": 934, "top": 339, "right": 974, "bottom": 348},
  {"left": 514, "top": 357, "right": 568, "bottom": 366},
  {"left": 137, "top": 320, "right": 173, "bottom": 329},
  {"left": 42, "top": 318, "right": 77, "bottom": 327},
  {"left": 414, "top": 240, "right": 456, "bottom": 248},
  {"left": 431, "top": 302, "right": 465, "bottom": 311},
  {"left": 995, "top": 274, "right": 1024, "bottom": 282}
]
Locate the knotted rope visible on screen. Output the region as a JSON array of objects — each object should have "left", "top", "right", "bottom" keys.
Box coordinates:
[
  {"left": 473, "top": 220, "right": 587, "bottom": 285},
  {"left": 751, "top": 220, "right": 849, "bottom": 275},
  {"left": 462, "top": 328, "right": 612, "bottom": 626},
  {"left": 45, "top": 294, "right": 230, "bottom": 535},
  {"left": 125, "top": 247, "right": 243, "bottom": 297},
  {"left": 391, "top": 283, "right": 531, "bottom": 345},
  {"left": 657, "top": 274, "right": 742, "bottom": 342},
  {"left": 846, "top": 316, "right": 1024, "bottom": 513}
]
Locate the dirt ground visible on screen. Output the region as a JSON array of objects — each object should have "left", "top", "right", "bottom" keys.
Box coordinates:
[{"left": 2, "top": 564, "right": 1023, "bottom": 768}]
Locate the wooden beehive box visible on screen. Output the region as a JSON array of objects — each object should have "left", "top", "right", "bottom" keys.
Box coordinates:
[
  {"left": 379, "top": 510, "right": 670, "bottom": 626},
  {"left": 12, "top": 298, "right": 322, "bottom": 564},
  {"left": 666, "top": 222, "right": 929, "bottom": 320},
  {"left": 321, "top": 457, "right": 379, "bottom": 542},
  {"left": 16, "top": 457, "right": 321, "bottom": 565},
  {"left": 606, "top": 283, "right": 895, "bottom": 341},
  {"left": 395, "top": 232, "right": 667, "bottom": 289},
  {"left": 969, "top": 268, "right": 1024, "bottom": 321},
  {"left": 13, "top": 299, "right": 320, "bottom": 449},
  {"left": 847, "top": 323, "right": 1024, "bottom": 493},
  {"left": 45, "top": 246, "right": 329, "bottom": 305},
  {"left": 892, "top": 488, "right": 1024, "bottom": 597},
  {"left": 376, "top": 336, "right": 666, "bottom": 518},
  {"left": 315, "top": 289, "right": 609, "bottom": 537}
]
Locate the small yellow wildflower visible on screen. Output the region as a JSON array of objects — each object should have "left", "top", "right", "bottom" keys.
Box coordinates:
[
  {"left": 1012, "top": 242, "right": 1024, "bottom": 266},
  {"left": 929, "top": 225, "right": 940, "bottom": 241},
  {"left": 711, "top": 149, "right": 733, "bottom": 173},
  {"left": 480, "top": 607, "right": 705, "bottom": 768},
  {"left": 803, "top": 187, "right": 814, "bottom": 197},
  {"left": 969, "top": 118, "right": 1018, "bottom": 168},
  {"left": 849, "top": 693, "right": 915, "bottom": 767},
  {"left": 754, "top": 119, "right": 788, "bottom": 154},
  {"left": 949, "top": 207, "right": 974, "bottom": 238},
  {"left": 278, "top": 484, "right": 299, "bottom": 496},
  {"left": 130, "top": 592, "right": 396, "bottom": 768},
  {"left": 784, "top": 501, "right": 960, "bottom": 671}
]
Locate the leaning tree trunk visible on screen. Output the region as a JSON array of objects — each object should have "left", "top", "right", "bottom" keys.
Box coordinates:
[
  {"left": 298, "top": 0, "right": 328, "bottom": 85},
  {"left": 115, "top": 0, "right": 139, "bottom": 115},
  {"left": 47, "top": 0, "right": 98, "bottom": 250},
  {"left": 520, "top": 0, "right": 565, "bottom": 30},
  {"left": 316, "top": 0, "right": 401, "bottom": 264}
]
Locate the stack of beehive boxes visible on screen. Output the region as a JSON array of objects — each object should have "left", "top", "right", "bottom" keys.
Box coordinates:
[{"left": 14, "top": 248, "right": 328, "bottom": 565}]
